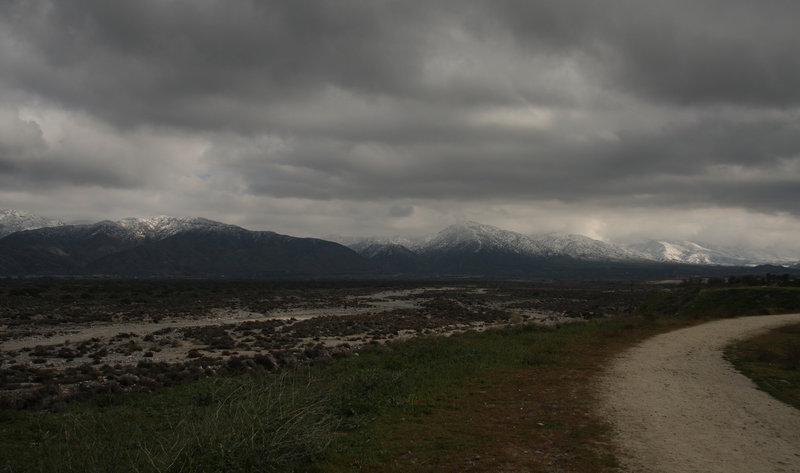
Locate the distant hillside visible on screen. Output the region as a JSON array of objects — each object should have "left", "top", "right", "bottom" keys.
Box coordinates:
[
  {"left": 345, "top": 222, "right": 799, "bottom": 280},
  {"left": 0, "top": 217, "right": 371, "bottom": 277},
  {"left": 344, "top": 222, "right": 799, "bottom": 268},
  {"left": 1, "top": 214, "right": 798, "bottom": 279}
]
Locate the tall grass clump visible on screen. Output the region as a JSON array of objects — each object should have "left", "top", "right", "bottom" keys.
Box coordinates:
[{"left": 0, "top": 373, "right": 337, "bottom": 473}]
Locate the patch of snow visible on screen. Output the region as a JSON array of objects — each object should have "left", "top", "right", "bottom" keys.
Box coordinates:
[
  {"left": 0, "top": 209, "right": 65, "bottom": 238},
  {"left": 113, "top": 216, "right": 241, "bottom": 240},
  {"left": 420, "top": 221, "right": 549, "bottom": 256},
  {"left": 535, "top": 233, "right": 638, "bottom": 261}
]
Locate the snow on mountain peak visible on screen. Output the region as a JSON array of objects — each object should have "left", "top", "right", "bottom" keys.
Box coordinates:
[
  {"left": 350, "top": 222, "right": 643, "bottom": 261},
  {"left": 3, "top": 211, "right": 797, "bottom": 267},
  {"left": 331, "top": 234, "right": 421, "bottom": 253},
  {"left": 0, "top": 209, "right": 65, "bottom": 237},
  {"left": 423, "top": 221, "right": 549, "bottom": 255},
  {"left": 644, "top": 239, "right": 797, "bottom": 266},
  {"left": 626, "top": 239, "right": 755, "bottom": 265},
  {"left": 114, "top": 216, "right": 239, "bottom": 240},
  {"left": 535, "top": 232, "right": 637, "bottom": 261}
]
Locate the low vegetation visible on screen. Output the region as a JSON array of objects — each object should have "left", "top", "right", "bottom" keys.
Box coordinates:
[
  {"left": 636, "top": 280, "right": 800, "bottom": 319},
  {"left": 1, "top": 374, "right": 336, "bottom": 473},
  {"left": 1, "top": 278, "right": 799, "bottom": 472},
  {"left": 0, "top": 280, "right": 656, "bottom": 409},
  {"left": 1, "top": 318, "right": 663, "bottom": 473},
  {"left": 725, "top": 322, "right": 800, "bottom": 410}
]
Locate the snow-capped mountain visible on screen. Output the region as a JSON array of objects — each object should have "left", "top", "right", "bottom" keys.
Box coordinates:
[
  {"left": 357, "top": 242, "right": 413, "bottom": 259},
  {"left": 0, "top": 209, "right": 64, "bottom": 237},
  {"left": 345, "top": 222, "right": 641, "bottom": 264},
  {"left": 712, "top": 244, "right": 800, "bottom": 267},
  {"left": 1, "top": 212, "right": 798, "bottom": 278},
  {"left": 0, "top": 210, "right": 237, "bottom": 241},
  {"left": 113, "top": 216, "right": 241, "bottom": 240},
  {"left": 624, "top": 240, "right": 798, "bottom": 266},
  {"left": 330, "top": 235, "right": 422, "bottom": 254},
  {"left": 346, "top": 221, "right": 800, "bottom": 268},
  {"left": 418, "top": 221, "right": 550, "bottom": 256},
  {"left": 626, "top": 240, "right": 735, "bottom": 265},
  {"left": 0, "top": 215, "right": 369, "bottom": 277},
  {"left": 535, "top": 233, "right": 638, "bottom": 261}
]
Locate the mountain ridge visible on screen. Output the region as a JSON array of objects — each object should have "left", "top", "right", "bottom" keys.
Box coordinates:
[
  {"left": 0, "top": 209, "right": 65, "bottom": 238},
  {"left": 1, "top": 210, "right": 798, "bottom": 277},
  {"left": 0, "top": 214, "right": 371, "bottom": 277},
  {"left": 343, "top": 222, "right": 799, "bottom": 267}
]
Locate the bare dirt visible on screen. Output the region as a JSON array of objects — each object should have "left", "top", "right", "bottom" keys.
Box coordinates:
[{"left": 600, "top": 314, "right": 800, "bottom": 473}]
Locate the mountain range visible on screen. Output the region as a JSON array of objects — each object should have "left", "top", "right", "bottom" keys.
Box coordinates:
[
  {"left": 0, "top": 210, "right": 797, "bottom": 279},
  {"left": 331, "top": 221, "right": 797, "bottom": 267}
]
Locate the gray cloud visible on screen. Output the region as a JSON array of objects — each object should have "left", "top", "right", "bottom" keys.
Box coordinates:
[
  {"left": 389, "top": 204, "right": 414, "bottom": 218},
  {"left": 1, "top": 0, "right": 800, "bottom": 248},
  {"left": 1, "top": 0, "right": 437, "bottom": 131},
  {"left": 5, "top": 0, "right": 799, "bottom": 116},
  {"left": 205, "top": 110, "right": 800, "bottom": 217},
  {"left": 492, "top": 0, "right": 800, "bottom": 107}
]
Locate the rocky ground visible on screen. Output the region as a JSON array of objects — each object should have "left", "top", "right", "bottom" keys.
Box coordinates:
[{"left": 0, "top": 280, "right": 655, "bottom": 409}]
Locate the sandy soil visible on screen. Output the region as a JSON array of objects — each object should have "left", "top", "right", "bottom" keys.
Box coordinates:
[{"left": 600, "top": 314, "right": 800, "bottom": 473}]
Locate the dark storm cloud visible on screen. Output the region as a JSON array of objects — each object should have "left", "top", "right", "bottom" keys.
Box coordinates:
[
  {"left": 214, "top": 109, "right": 800, "bottom": 214},
  {"left": 5, "top": 0, "right": 799, "bottom": 110},
  {"left": 0, "top": 159, "right": 137, "bottom": 190},
  {"left": 591, "top": 115, "right": 800, "bottom": 176},
  {"left": 604, "top": 1, "right": 800, "bottom": 107},
  {"left": 2, "top": 0, "right": 800, "bottom": 228},
  {"left": 493, "top": 0, "right": 800, "bottom": 106},
  {"left": 1, "top": 0, "right": 436, "bottom": 131},
  {"left": 5, "top": 0, "right": 799, "bottom": 123}
]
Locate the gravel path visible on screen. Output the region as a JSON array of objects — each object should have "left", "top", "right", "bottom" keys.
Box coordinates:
[{"left": 600, "top": 314, "right": 800, "bottom": 473}]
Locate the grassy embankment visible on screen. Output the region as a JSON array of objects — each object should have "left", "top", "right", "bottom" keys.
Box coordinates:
[
  {"left": 2, "top": 285, "right": 799, "bottom": 472},
  {"left": 725, "top": 322, "right": 800, "bottom": 410},
  {"left": 637, "top": 286, "right": 800, "bottom": 319},
  {"left": 647, "top": 285, "right": 800, "bottom": 410}
]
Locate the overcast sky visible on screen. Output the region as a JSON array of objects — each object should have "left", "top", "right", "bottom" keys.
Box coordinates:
[{"left": 2, "top": 0, "right": 800, "bottom": 249}]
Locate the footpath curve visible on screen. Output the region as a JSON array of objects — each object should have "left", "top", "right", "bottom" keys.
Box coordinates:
[{"left": 600, "top": 313, "right": 800, "bottom": 473}]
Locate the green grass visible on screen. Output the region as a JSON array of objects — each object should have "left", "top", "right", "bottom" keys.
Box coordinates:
[
  {"left": 681, "top": 287, "right": 800, "bottom": 318},
  {"left": 635, "top": 286, "right": 701, "bottom": 318},
  {"left": 0, "top": 319, "right": 656, "bottom": 473},
  {"left": 637, "top": 287, "right": 800, "bottom": 319},
  {"left": 0, "top": 373, "right": 336, "bottom": 473},
  {"left": 314, "top": 320, "right": 645, "bottom": 473},
  {"left": 725, "top": 322, "right": 800, "bottom": 410}
]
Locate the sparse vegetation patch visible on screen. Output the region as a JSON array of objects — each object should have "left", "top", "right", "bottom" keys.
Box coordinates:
[
  {"left": 725, "top": 322, "right": 800, "bottom": 410},
  {"left": 1, "top": 278, "right": 795, "bottom": 471}
]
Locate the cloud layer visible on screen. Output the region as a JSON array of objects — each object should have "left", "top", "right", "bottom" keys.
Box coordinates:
[{"left": 1, "top": 0, "right": 799, "bottom": 249}]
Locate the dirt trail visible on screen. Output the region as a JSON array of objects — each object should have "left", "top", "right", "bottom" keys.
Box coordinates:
[{"left": 600, "top": 314, "right": 800, "bottom": 473}]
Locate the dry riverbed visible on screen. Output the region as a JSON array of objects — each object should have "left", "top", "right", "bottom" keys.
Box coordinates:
[{"left": 1, "top": 281, "right": 648, "bottom": 409}]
